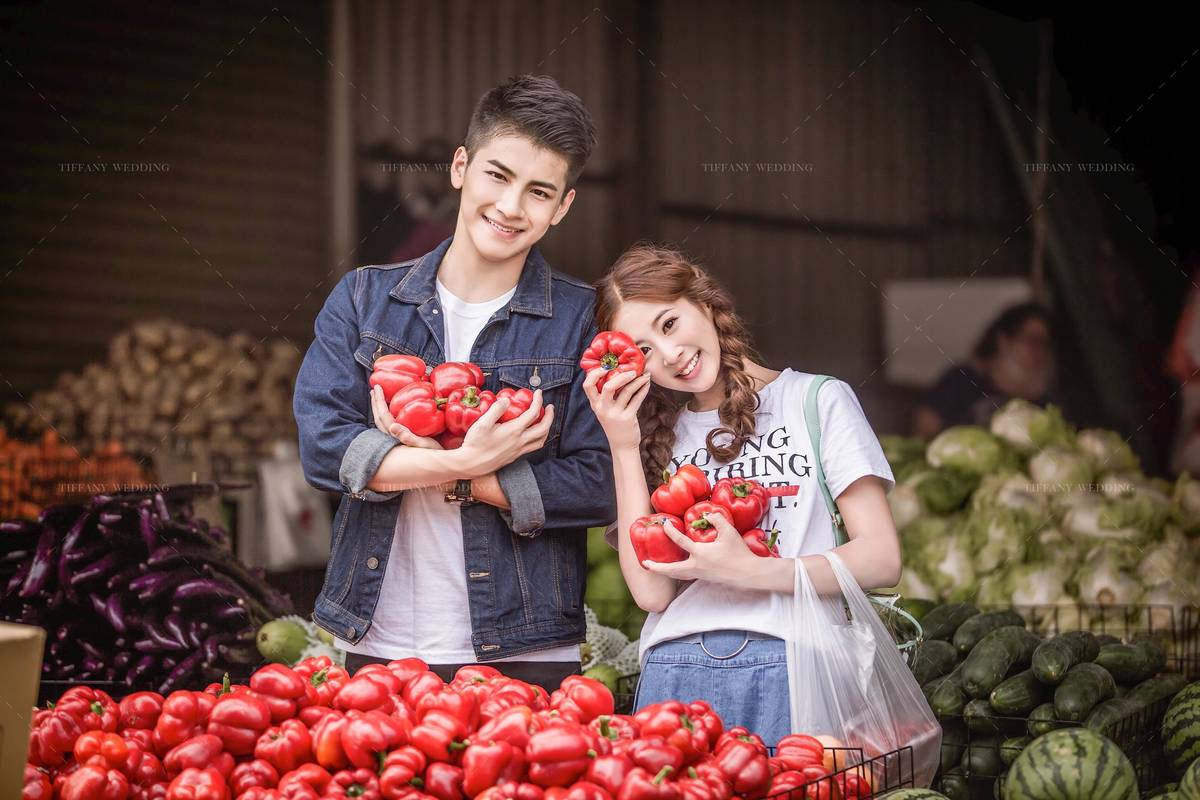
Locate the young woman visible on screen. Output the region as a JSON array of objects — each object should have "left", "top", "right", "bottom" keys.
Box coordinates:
[{"left": 582, "top": 244, "right": 903, "bottom": 745}]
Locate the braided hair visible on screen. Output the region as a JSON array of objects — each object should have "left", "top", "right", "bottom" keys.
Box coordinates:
[{"left": 595, "top": 244, "right": 763, "bottom": 490}]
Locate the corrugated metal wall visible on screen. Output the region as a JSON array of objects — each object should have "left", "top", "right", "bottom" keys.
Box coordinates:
[{"left": 0, "top": 2, "right": 328, "bottom": 402}]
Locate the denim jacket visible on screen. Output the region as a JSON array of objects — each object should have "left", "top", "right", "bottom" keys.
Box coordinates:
[{"left": 293, "top": 237, "right": 616, "bottom": 659}]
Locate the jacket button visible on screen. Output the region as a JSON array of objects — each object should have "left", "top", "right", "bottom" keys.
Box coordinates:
[
  {"left": 366, "top": 556, "right": 380, "bottom": 569},
  {"left": 346, "top": 626, "right": 356, "bottom": 638},
  {"left": 529, "top": 373, "right": 542, "bottom": 387}
]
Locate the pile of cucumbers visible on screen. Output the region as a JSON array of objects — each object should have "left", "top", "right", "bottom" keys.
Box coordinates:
[{"left": 912, "top": 602, "right": 1189, "bottom": 799}]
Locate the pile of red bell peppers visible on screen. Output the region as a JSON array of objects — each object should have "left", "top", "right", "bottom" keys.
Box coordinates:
[
  {"left": 370, "top": 357, "right": 540, "bottom": 450},
  {"left": 24, "top": 656, "right": 870, "bottom": 800},
  {"left": 630, "top": 467, "right": 783, "bottom": 566}
]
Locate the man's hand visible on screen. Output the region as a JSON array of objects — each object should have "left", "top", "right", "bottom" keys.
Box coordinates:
[
  {"left": 455, "top": 390, "right": 555, "bottom": 479},
  {"left": 371, "top": 385, "right": 443, "bottom": 449}
]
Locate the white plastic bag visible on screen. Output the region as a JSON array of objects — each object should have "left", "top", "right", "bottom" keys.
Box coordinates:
[{"left": 785, "top": 551, "right": 942, "bottom": 788}]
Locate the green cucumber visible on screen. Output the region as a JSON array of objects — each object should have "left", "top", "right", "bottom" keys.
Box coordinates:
[
  {"left": 953, "top": 610, "right": 1025, "bottom": 655},
  {"left": 1053, "top": 662, "right": 1117, "bottom": 722},
  {"left": 912, "top": 639, "right": 959, "bottom": 685},
  {"left": 939, "top": 767, "right": 970, "bottom": 799},
  {"left": 941, "top": 717, "right": 967, "bottom": 770},
  {"left": 1026, "top": 702, "right": 1065, "bottom": 737},
  {"left": 1094, "top": 633, "right": 1121, "bottom": 646},
  {"left": 923, "top": 603, "right": 981, "bottom": 641},
  {"left": 1126, "top": 673, "right": 1188, "bottom": 706},
  {"left": 1031, "top": 631, "right": 1099, "bottom": 685},
  {"left": 961, "top": 736, "right": 1004, "bottom": 778},
  {"left": 999, "top": 736, "right": 1031, "bottom": 767},
  {"left": 925, "top": 663, "right": 967, "bottom": 717},
  {"left": 1095, "top": 642, "right": 1155, "bottom": 684},
  {"left": 1085, "top": 697, "right": 1143, "bottom": 733},
  {"left": 960, "top": 626, "right": 1041, "bottom": 699},
  {"left": 990, "top": 669, "right": 1047, "bottom": 716},
  {"left": 964, "top": 698, "right": 1006, "bottom": 735},
  {"left": 1131, "top": 632, "right": 1168, "bottom": 674}
]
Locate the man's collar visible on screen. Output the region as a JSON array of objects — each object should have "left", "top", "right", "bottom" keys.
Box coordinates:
[{"left": 390, "top": 235, "right": 552, "bottom": 317}]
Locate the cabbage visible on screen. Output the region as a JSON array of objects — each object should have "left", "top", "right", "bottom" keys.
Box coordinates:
[
  {"left": 967, "top": 507, "right": 1037, "bottom": 573},
  {"left": 976, "top": 569, "right": 1014, "bottom": 606},
  {"left": 927, "top": 426, "right": 1019, "bottom": 476},
  {"left": 916, "top": 522, "right": 976, "bottom": 601},
  {"left": 887, "top": 482, "right": 922, "bottom": 532},
  {"left": 912, "top": 467, "right": 978, "bottom": 515},
  {"left": 1172, "top": 473, "right": 1200, "bottom": 533},
  {"left": 1050, "top": 489, "right": 1103, "bottom": 523},
  {"left": 1033, "top": 527, "right": 1079, "bottom": 563},
  {"left": 971, "top": 471, "right": 1046, "bottom": 516},
  {"left": 1062, "top": 499, "right": 1150, "bottom": 544},
  {"left": 1095, "top": 490, "right": 1168, "bottom": 536},
  {"left": 1136, "top": 526, "right": 1198, "bottom": 590},
  {"left": 1075, "top": 543, "right": 1143, "bottom": 605},
  {"left": 1076, "top": 428, "right": 1140, "bottom": 473},
  {"left": 989, "top": 399, "right": 1076, "bottom": 454},
  {"left": 1028, "top": 445, "right": 1094, "bottom": 490},
  {"left": 880, "top": 435, "right": 927, "bottom": 472},
  {"left": 1007, "top": 562, "right": 1073, "bottom": 606},
  {"left": 890, "top": 566, "right": 938, "bottom": 601}
]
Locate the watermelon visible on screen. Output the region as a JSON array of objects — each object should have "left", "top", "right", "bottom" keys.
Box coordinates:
[
  {"left": 1164, "top": 685, "right": 1200, "bottom": 777},
  {"left": 1181, "top": 756, "right": 1200, "bottom": 800},
  {"left": 876, "top": 792, "right": 951, "bottom": 800},
  {"left": 1003, "top": 728, "right": 1137, "bottom": 799}
]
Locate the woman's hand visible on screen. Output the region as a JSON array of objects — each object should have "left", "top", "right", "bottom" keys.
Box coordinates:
[
  {"left": 371, "top": 385, "right": 443, "bottom": 449},
  {"left": 582, "top": 368, "right": 652, "bottom": 451},
  {"left": 641, "top": 512, "right": 765, "bottom": 587}
]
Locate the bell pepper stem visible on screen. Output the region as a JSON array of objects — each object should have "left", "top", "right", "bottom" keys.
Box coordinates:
[
  {"left": 601, "top": 353, "right": 619, "bottom": 370},
  {"left": 687, "top": 767, "right": 699, "bottom": 779},
  {"left": 410, "top": 778, "right": 425, "bottom": 788},
  {"left": 766, "top": 530, "right": 780, "bottom": 549},
  {"left": 653, "top": 766, "right": 674, "bottom": 785}
]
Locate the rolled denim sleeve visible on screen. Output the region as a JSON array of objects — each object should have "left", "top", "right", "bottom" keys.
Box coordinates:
[
  {"left": 502, "top": 316, "right": 617, "bottom": 536},
  {"left": 294, "top": 270, "right": 401, "bottom": 501}
]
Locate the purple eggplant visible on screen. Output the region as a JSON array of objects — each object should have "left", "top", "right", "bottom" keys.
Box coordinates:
[
  {"left": 104, "top": 593, "right": 128, "bottom": 634},
  {"left": 129, "top": 568, "right": 192, "bottom": 600},
  {"left": 113, "top": 652, "right": 133, "bottom": 670},
  {"left": 218, "top": 641, "right": 261, "bottom": 665},
  {"left": 19, "top": 524, "right": 58, "bottom": 598},
  {"left": 106, "top": 564, "right": 143, "bottom": 592},
  {"left": 127, "top": 654, "right": 156, "bottom": 686},
  {"left": 138, "top": 506, "right": 157, "bottom": 551},
  {"left": 70, "top": 553, "right": 120, "bottom": 586},
  {"left": 163, "top": 612, "right": 187, "bottom": 647},
  {"left": 154, "top": 493, "right": 170, "bottom": 523},
  {"left": 159, "top": 649, "right": 203, "bottom": 694}
]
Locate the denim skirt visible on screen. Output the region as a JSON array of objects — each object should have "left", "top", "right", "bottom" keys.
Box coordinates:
[{"left": 633, "top": 630, "right": 790, "bottom": 747}]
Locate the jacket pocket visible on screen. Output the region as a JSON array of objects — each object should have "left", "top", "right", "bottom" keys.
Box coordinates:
[
  {"left": 354, "top": 331, "right": 427, "bottom": 372},
  {"left": 495, "top": 362, "right": 573, "bottom": 451}
]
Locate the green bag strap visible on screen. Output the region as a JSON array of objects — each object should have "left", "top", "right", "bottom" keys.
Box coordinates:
[
  {"left": 803, "top": 374, "right": 924, "bottom": 654},
  {"left": 803, "top": 375, "right": 847, "bottom": 546}
]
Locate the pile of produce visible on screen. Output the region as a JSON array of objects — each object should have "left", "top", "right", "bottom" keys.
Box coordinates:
[
  {"left": 907, "top": 601, "right": 1194, "bottom": 797},
  {"left": 0, "top": 485, "right": 291, "bottom": 690},
  {"left": 24, "top": 656, "right": 878, "bottom": 800},
  {"left": 883, "top": 399, "right": 1200, "bottom": 612},
  {"left": 256, "top": 615, "right": 347, "bottom": 668},
  {"left": 0, "top": 429, "right": 149, "bottom": 519},
  {"left": 3, "top": 320, "right": 301, "bottom": 480}
]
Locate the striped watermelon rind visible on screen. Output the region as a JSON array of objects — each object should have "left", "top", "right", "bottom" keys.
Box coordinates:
[
  {"left": 875, "top": 791, "right": 951, "bottom": 800},
  {"left": 1003, "top": 728, "right": 1137, "bottom": 800},
  {"left": 1164, "top": 687, "right": 1200, "bottom": 776},
  {"left": 1180, "top": 756, "right": 1200, "bottom": 800}
]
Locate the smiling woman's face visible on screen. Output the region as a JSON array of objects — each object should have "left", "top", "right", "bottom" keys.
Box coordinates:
[{"left": 612, "top": 297, "right": 722, "bottom": 394}]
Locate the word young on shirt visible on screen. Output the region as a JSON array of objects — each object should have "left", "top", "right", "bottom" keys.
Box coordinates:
[{"left": 670, "top": 425, "right": 811, "bottom": 509}]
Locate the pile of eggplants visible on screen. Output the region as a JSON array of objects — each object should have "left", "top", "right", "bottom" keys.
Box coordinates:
[{"left": 0, "top": 483, "right": 292, "bottom": 692}]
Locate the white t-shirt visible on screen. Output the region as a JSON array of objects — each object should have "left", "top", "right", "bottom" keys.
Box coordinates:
[
  {"left": 635, "top": 369, "right": 895, "bottom": 660},
  {"left": 339, "top": 279, "right": 579, "bottom": 663}
]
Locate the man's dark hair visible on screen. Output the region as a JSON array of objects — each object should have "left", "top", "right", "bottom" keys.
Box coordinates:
[
  {"left": 464, "top": 74, "right": 597, "bottom": 190},
  {"left": 973, "top": 301, "right": 1053, "bottom": 361}
]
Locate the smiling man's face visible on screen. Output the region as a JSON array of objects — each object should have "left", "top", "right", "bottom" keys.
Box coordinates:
[{"left": 450, "top": 133, "right": 576, "bottom": 262}]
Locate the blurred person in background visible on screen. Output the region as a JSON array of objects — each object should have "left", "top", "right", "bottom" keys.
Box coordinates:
[{"left": 912, "top": 302, "right": 1056, "bottom": 439}]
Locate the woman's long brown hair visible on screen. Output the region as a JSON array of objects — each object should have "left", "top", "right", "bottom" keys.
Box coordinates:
[{"left": 595, "top": 244, "right": 762, "bottom": 490}]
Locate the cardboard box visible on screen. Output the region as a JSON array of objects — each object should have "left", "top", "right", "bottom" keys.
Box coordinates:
[{"left": 0, "top": 622, "right": 45, "bottom": 798}]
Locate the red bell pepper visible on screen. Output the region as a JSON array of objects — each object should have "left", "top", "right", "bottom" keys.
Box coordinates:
[
  {"left": 343, "top": 710, "right": 411, "bottom": 770},
  {"left": 415, "top": 685, "right": 479, "bottom": 730},
  {"left": 714, "top": 728, "right": 766, "bottom": 757},
  {"left": 254, "top": 718, "right": 313, "bottom": 773},
  {"left": 372, "top": 355, "right": 429, "bottom": 403},
  {"left": 549, "top": 676, "right": 615, "bottom": 724},
  {"left": 475, "top": 783, "right": 545, "bottom": 800},
  {"left": 462, "top": 740, "right": 526, "bottom": 797},
  {"left": 675, "top": 774, "right": 718, "bottom": 800},
  {"left": 119, "top": 692, "right": 165, "bottom": 731},
  {"left": 422, "top": 762, "right": 464, "bottom": 800},
  {"left": 326, "top": 768, "right": 383, "bottom": 799},
  {"left": 633, "top": 703, "right": 711, "bottom": 764},
  {"left": 711, "top": 739, "right": 770, "bottom": 798},
  {"left": 250, "top": 663, "right": 314, "bottom": 723},
  {"left": 479, "top": 682, "right": 546, "bottom": 722},
  {"left": 57, "top": 686, "right": 120, "bottom": 734},
  {"left": 682, "top": 503, "right": 734, "bottom": 541},
  {"left": 163, "top": 734, "right": 234, "bottom": 779},
  {"left": 579, "top": 331, "right": 645, "bottom": 390},
  {"left": 60, "top": 764, "right": 130, "bottom": 800},
  {"left": 334, "top": 674, "right": 396, "bottom": 714},
  {"left": 526, "top": 726, "right": 596, "bottom": 788},
  {"left": 445, "top": 386, "right": 497, "bottom": 436},
  {"left": 294, "top": 656, "right": 350, "bottom": 708},
  {"left": 475, "top": 705, "right": 535, "bottom": 749},
  {"left": 430, "top": 362, "right": 485, "bottom": 399},
  {"left": 122, "top": 727, "right": 155, "bottom": 755},
  {"left": 239, "top": 790, "right": 285, "bottom": 800},
  {"left": 74, "top": 730, "right": 130, "bottom": 769},
  {"left": 410, "top": 710, "right": 469, "bottom": 763},
  {"left": 28, "top": 709, "right": 83, "bottom": 767},
  {"left": 555, "top": 781, "right": 612, "bottom": 800},
  {"left": 629, "top": 514, "right": 688, "bottom": 565},
  {"left": 389, "top": 657, "right": 436, "bottom": 687},
  {"left": 207, "top": 692, "right": 271, "bottom": 756},
  {"left": 230, "top": 759, "right": 280, "bottom": 795},
  {"left": 403, "top": 671, "right": 447, "bottom": 710},
  {"left": 587, "top": 753, "right": 634, "bottom": 798},
  {"left": 23, "top": 764, "right": 52, "bottom": 800},
  {"left": 834, "top": 771, "right": 871, "bottom": 800},
  {"left": 740, "top": 529, "right": 780, "bottom": 558},
  {"left": 689, "top": 763, "right": 731, "bottom": 800},
  {"left": 682, "top": 703, "right": 722, "bottom": 745},
  {"left": 766, "top": 769, "right": 808, "bottom": 797},
  {"left": 166, "top": 767, "right": 228, "bottom": 800},
  {"left": 154, "top": 692, "right": 217, "bottom": 753},
  {"left": 355, "top": 664, "right": 406, "bottom": 695},
  {"left": 311, "top": 712, "right": 351, "bottom": 771},
  {"left": 615, "top": 767, "right": 679, "bottom": 800},
  {"left": 277, "top": 763, "right": 333, "bottom": 798},
  {"left": 794, "top": 765, "right": 833, "bottom": 800},
  {"left": 650, "top": 465, "right": 711, "bottom": 517},
  {"left": 495, "top": 387, "right": 545, "bottom": 423},
  {"left": 624, "top": 737, "right": 685, "bottom": 774},
  {"left": 708, "top": 479, "right": 769, "bottom": 532},
  {"left": 590, "top": 715, "right": 640, "bottom": 748},
  {"left": 379, "top": 745, "right": 427, "bottom": 799},
  {"left": 389, "top": 381, "right": 447, "bottom": 438},
  {"left": 772, "top": 735, "right": 823, "bottom": 771}
]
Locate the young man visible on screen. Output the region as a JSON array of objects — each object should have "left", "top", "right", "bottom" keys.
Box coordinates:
[{"left": 294, "top": 75, "right": 616, "bottom": 689}]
